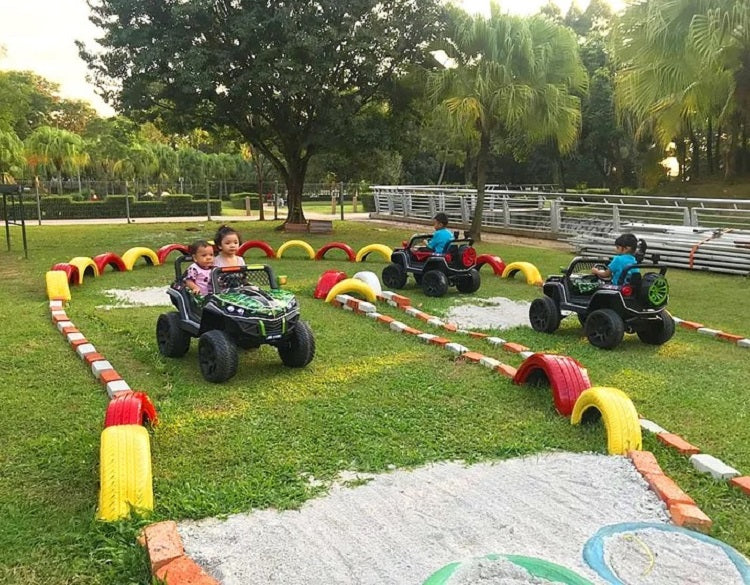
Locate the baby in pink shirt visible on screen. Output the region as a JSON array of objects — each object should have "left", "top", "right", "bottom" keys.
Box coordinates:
[{"left": 185, "top": 240, "right": 215, "bottom": 296}]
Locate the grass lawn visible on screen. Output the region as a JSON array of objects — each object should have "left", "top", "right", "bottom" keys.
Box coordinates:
[{"left": 1, "top": 218, "right": 748, "bottom": 584}]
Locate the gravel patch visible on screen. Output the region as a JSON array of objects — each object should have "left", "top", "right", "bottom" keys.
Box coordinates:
[
  {"left": 443, "top": 297, "right": 531, "bottom": 330},
  {"left": 98, "top": 287, "right": 171, "bottom": 309}
]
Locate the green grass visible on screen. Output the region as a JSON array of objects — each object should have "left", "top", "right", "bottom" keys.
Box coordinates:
[{"left": 1, "top": 219, "right": 749, "bottom": 583}]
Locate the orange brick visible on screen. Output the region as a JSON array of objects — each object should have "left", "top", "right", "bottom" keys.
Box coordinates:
[
  {"left": 628, "top": 450, "right": 663, "bottom": 476},
  {"left": 443, "top": 323, "right": 458, "bottom": 332},
  {"left": 643, "top": 472, "right": 695, "bottom": 506},
  {"left": 392, "top": 294, "right": 411, "bottom": 307},
  {"left": 62, "top": 326, "right": 80, "bottom": 335},
  {"left": 502, "top": 342, "right": 529, "bottom": 353},
  {"left": 415, "top": 312, "right": 433, "bottom": 321},
  {"left": 495, "top": 364, "right": 518, "bottom": 378},
  {"left": 83, "top": 352, "right": 106, "bottom": 365},
  {"left": 717, "top": 332, "right": 745, "bottom": 343},
  {"left": 403, "top": 327, "right": 422, "bottom": 335},
  {"left": 678, "top": 320, "right": 704, "bottom": 330},
  {"left": 51, "top": 313, "right": 69, "bottom": 323},
  {"left": 377, "top": 314, "right": 395, "bottom": 324},
  {"left": 99, "top": 369, "right": 122, "bottom": 385},
  {"left": 331, "top": 299, "right": 343, "bottom": 308},
  {"left": 70, "top": 338, "right": 90, "bottom": 348},
  {"left": 144, "top": 521, "right": 185, "bottom": 572},
  {"left": 669, "top": 502, "right": 712, "bottom": 533},
  {"left": 155, "top": 556, "right": 219, "bottom": 584},
  {"left": 345, "top": 298, "right": 361, "bottom": 310},
  {"left": 428, "top": 337, "right": 450, "bottom": 346},
  {"left": 657, "top": 432, "right": 700, "bottom": 455},
  {"left": 468, "top": 331, "right": 488, "bottom": 339},
  {"left": 458, "top": 352, "right": 483, "bottom": 363},
  {"left": 730, "top": 476, "right": 750, "bottom": 496}
]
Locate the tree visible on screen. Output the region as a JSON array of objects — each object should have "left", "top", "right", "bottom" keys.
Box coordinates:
[
  {"left": 0, "top": 71, "right": 58, "bottom": 139},
  {"left": 25, "top": 126, "right": 85, "bottom": 194},
  {"left": 0, "top": 129, "right": 25, "bottom": 180},
  {"left": 429, "top": 4, "right": 587, "bottom": 240},
  {"left": 80, "top": 0, "right": 443, "bottom": 224}
]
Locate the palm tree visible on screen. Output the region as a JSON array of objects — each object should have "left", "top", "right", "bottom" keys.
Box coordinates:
[
  {"left": 0, "top": 129, "right": 24, "bottom": 181},
  {"left": 25, "top": 126, "right": 85, "bottom": 194},
  {"left": 429, "top": 4, "right": 587, "bottom": 240}
]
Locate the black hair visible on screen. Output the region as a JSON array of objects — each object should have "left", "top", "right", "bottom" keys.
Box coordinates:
[
  {"left": 615, "top": 233, "right": 638, "bottom": 252},
  {"left": 214, "top": 224, "right": 242, "bottom": 246},
  {"left": 433, "top": 212, "right": 449, "bottom": 227},
  {"left": 189, "top": 239, "right": 212, "bottom": 255}
]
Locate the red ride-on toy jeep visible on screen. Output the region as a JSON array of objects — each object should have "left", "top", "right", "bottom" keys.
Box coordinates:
[{"left": 381, "top": 232, "right": 481, "bottom": 297}]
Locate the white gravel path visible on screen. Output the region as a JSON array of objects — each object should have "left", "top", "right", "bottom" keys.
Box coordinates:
[{"left": 443, "top": 297, "right": 532, "bottom": 330}]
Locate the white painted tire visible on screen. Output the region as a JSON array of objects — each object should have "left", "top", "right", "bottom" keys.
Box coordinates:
[{"left": 352, "top": 271, "right": 382, "bottom": 295}]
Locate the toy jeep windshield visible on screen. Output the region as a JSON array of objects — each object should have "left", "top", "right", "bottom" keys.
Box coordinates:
[
  {"left": 381, "top": 231, "right": 481, "bottom": 297},
  {"left": 156, "top": 255, "right": 315, "bottom": 382},
  {"left": 528, "top": 242, "right": 674, "bottom": 349}
]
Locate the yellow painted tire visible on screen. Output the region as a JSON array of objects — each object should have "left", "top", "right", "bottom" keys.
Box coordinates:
[
  {"left": 98, "top": 425, "right": 154, "bottom": 521},
  {"left": 68, "top": 256, "right": 100, "bottom": 284},
  {"left": 355, "top": 244, "right": 393, "bottom": 263},
  {"left": 571, "top": 386, "right": 642, "bottom": 455},
  {"left": 276, "top": 239, "right": 315, "bottom": 259},
  {"left": 45, "top": 270, "right": 71, "bottom": 301},
  {"left": 121, "top": 247, "right": 160, "bottom": 271},
  {"left": 325, "top": 278, "right": 377, "bottom": 303},
  {"left": 502, "top": 261, "right": 543, "bottom": 286}
]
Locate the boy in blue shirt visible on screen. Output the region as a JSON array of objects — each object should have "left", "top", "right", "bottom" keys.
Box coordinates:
[
  {"left": 591, "top": 233, "right": 640, "bottom": 284},
  {"left": 423, "top": 212, "right": 453, "bottom": 254}
]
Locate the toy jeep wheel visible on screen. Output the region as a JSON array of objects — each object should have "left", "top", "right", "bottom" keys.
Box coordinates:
[
  {"left": 585, "top": 308, "right": 625, "bottom": 349},
  {"left": 198, "top": 330, "right": 238, "bottom": 383},
  {"left": 529, "top": 296, "right": 561, "bottom": 333},
  {"left": 455, "top": 268, "right": 481, "bottom": 293},
  {"left": 278, "top": 320, "right": 315, "bottom": 367},
  {"left": 422, "top": 270, "right": 449, "bottom": 297},
  {"left": 640, "top": 273, "right": 669, "bottom": 307},
  {"left": 637, "top": 311, "right": 676, "bottom": 345},
  {"left": 156, "top": 312, "right": 191, "bottom": 357},
  {"left": 382, "top": 263, "right": 407, "bottom": 289}
]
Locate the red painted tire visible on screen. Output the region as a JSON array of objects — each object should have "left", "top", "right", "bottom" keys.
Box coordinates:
[
  {"left": 513, "top": 353, "right": 591, "bottom": 417},
  {"left": 93, "top": 252, "right": 127, "bottom": 274},
  {"left": 238, "top": 240, "right": 276, "bottom": 259},
  {"left": 51, "top": 263, "right": 80, "bottom": 285},
  {"left": 476, "top": 254, "right": 506, "bottom": 275},
  {"left": 314, "top": 242, "right": 356, "bottom": 262},
  {"left": 156, "top": 243, "right": 190, "bottom": 265},
  {"left": 313, "top": 270, "right": 348, "bottom": 299},
  {"left": 104, "top": 391, "right": 158, "bottom": 427}
]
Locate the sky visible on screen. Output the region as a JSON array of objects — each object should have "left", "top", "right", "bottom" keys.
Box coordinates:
[{"left": 0, "top": 0, "right": 625, "bottom": 119}]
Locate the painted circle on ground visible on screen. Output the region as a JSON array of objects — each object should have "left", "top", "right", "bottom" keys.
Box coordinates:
[
  {"left": 583, "top": 522, "right": 750, "bottom": 585},
  {"left": 423, "top": 554, "right": 593, "bottom": 585}
]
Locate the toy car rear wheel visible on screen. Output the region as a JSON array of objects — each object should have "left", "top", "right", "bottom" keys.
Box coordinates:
[
  {"left": 156, "top": 312, "right": 191, "bottom": 357},
  {"left": 529, "top": 296, "right": 561, "bottom": 333},
  {"left": 382, "top": 263, "right": 407, "bottom": 289},
  {"left": 585, "top": 309, "right": 625, "bottom": 349},
  {"left": 278, "top": 320, "right": 315, "bottom": 367},
  {"left": 636, "top": 311, "right": 675, "bottom": 345},
  {"left": 639, "top": 273, "right": 669, "bottom": 307},
  {"left": 422, "top": 270, "right": 449, "bottom": 297},
  {"left": 455, "top": 268, "right": 481, "bottom": 293},
  {"left": 198, "top": 330, "right": 238, "bottom": 383}
]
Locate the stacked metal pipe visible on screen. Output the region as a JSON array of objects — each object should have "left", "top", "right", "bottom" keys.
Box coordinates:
[{"left": 570, "top": 226, "right": 750, "bottom": 275}]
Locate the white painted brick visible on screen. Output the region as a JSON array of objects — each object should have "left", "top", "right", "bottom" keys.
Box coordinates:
[
  {"left": 49, "top": 300, "right": 63, "bottom": 310},
  {"left": 486, "top": 337, "right": 507, "bottom": 346},
  {"left": 357, "top": 301, "right": 376, "bottom": 313},
  {"left": 365, "top": 311, "right": 381, "bottom": 319},
  {"left": 51, "top": 310, "right": 67, "bottom": 319},
  {"left": 427, "top": 318, "right": 444, "bottom": 327},
  {"left": 445, "top": 343, "right": 468, "bottom": 354},
  {"left": 66, "top": 332, "right": 86, "bottom": 342},
  {"left": 386, "top": 299, "right": 400, "bottom": 308},
  {"left": 417, "top": 333, "right": 437, "bottom": 343},
  {"left": 91, "top": 360, "right": 114, "bottom": 378},
  {"left": 639, "top": 418, "right": 668, "bottom": 434},
  {"left": 56, "top": 320, "right": 74, "bottom": 331},
  {"left": 75, "top": 343, "right": 97, "bottom": 358},
  {"left": 456, "top": 329, "right": 471, "bottom": 335},
  {"left": 738, "top": 338, "right": 750, "bottom": 348},
  {"left": 689, "top": 453, "right": 740, "bottom": 480},
  {"left": 335, "top": 294, "right": 353, "bottom": 304},
  {"left": 106, "top": 380, "right": 131, "bottom": 398},
  {"left": 671, "top": 315, "right": 684, "bottom": 324},
  {"left": 480, "top": 356, "right": 502, "bottom": 369},
  {"left": 342, "top": 304, "right": 354, "bottom": 311},
  {"left": 519, "top": 351, "right": 535, "bottom": 359},
  {"left": 404, "top": 307, "right": 421, "bottom": 316},
  {"left": 389, "top": 321, "right": 408, "bottom": 332},
  {"left": 379, "top": 291, "right": 395, "bottom": 300},
  {"left": 697, "top": 327, "right": 720, "bottom": 336}
]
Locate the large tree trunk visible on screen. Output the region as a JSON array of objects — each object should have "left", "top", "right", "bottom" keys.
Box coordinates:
[
  {"left": 469, "top": 131, "right": 490, "bottom": 242},
  {"left": 285, "top": 157, "right": 308, "bottom": 225}
]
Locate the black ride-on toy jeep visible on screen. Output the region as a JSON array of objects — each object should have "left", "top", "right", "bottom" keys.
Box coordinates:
[
  {"left": 381, "top": 232, "right": 481, "bottom": 297},
  {"left": 528, "top": 244, "right": 674, "bottom": 349},
  {"left": 156, "top": 255, "right": 315, "bottom": 382}
]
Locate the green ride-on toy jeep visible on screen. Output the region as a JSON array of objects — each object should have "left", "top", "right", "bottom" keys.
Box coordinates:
[
  {"left": 157, "top": 255, "right": 315, "bottom": 382},
  {"left": 528, "top": 242, "right": 674, "bottom": 349}
]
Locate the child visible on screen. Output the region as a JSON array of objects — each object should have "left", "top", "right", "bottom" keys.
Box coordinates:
[
  {"left": 185, "top": 240, "right": 215, "bottom": 296},
  {"left": 591, "top": 233, "right": 640, "bottom": 285},
  {"left": 422, "top": 212, "right": 453, "bottom": 254},
  {"left": 213, "top": 225, "right": 246, "bottom": 268}
]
